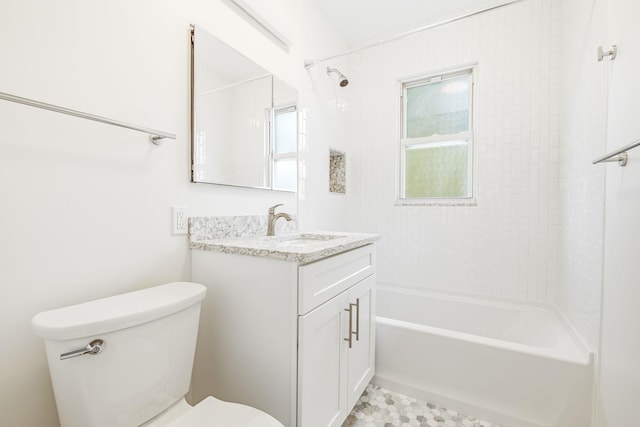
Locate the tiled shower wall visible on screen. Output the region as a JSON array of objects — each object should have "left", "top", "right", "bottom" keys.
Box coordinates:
[
  {"left": 556, "top": 0, "right": 608, "bottom": 354},
  {"left": 557, "top": 2, "right": 608, "bottom": 423},
  {"left": 346, "top": 0, "right": 560, "bottom": 302},
  {"left": 297, "top": 57, "right": 352, "bottom": 231}
]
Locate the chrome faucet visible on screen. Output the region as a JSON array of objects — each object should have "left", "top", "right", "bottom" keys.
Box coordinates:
[{"left": 267, "top": 204, "right": 292, "bottom": 236}]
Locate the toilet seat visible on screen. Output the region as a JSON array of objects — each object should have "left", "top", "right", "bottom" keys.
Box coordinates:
[{"left": 165, "top": 396, "right": 284, "bottom": 427}]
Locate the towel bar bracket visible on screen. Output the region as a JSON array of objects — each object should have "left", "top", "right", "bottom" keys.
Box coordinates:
[
  {"left": 600, "top": 152, "right": 628, "bottom": 166},
  {"left": 149, "top": 135, "right": 165, "bottom": 145},
  {"left": 593, "top": 139, "right": 640, "bottom": 166}
]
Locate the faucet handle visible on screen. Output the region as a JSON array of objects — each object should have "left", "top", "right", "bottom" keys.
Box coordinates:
[{"left": 268, "top": 204, "right": 283, "bottom": 214}]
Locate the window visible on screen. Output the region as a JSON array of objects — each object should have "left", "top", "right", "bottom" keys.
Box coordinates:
[
  {"left": 272, "top": 105, "right": 297, "bottom": 191},
  {"left": 399, "top": 68, "right": 474, "bottom": 202}
]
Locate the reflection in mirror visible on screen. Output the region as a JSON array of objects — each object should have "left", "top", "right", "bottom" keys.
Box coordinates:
[
  {"left": 191, "top": 25, "right": 297, "bottom": 191},
  {"left": 273, "top": 77, "right": 297, "bottom": 191}
]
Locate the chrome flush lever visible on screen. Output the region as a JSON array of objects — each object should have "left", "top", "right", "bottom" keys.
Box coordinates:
[{"left": 60, "top": 339, "right": 106, "bottom": 360}]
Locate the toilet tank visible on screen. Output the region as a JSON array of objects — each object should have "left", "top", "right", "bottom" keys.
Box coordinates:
[{"left": 32, "top": 282, "right": 206, "bottom": 427}]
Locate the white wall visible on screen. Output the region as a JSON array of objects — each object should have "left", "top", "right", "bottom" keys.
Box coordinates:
[
  {"left": 345, "top": 0, "right": 561, "bottom": 302},
  {"left": 597, "top": 0, "right": 640, "bottom": 425},
  {"left": 0, "top": 0, "right": 341, "bottom": 425}
]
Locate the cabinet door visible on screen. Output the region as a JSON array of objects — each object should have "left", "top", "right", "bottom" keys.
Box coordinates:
[
  {"left": 346, "top": 274, "right": 376, "bottom": 410},
  {"left": 298, "top": 291, "right": 349, "bottom": 427}
]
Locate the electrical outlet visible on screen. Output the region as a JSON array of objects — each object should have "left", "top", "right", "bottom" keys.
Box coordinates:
[{"left": 172, "top": 206, "right": 188, "bottom": 235}]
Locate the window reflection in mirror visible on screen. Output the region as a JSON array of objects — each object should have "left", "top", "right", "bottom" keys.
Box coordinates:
[
  {"left": 191, "top": 25, "right": 297, "bottom": 191},
  {"left": 273, "top": 105, "right": 297, "bottom": 191}
]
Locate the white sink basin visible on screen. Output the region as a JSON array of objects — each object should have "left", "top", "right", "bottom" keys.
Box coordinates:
[
  {"left": 252, "top": 233, "right": 347, "bottom": 248},
  {"left": 276, "top": 233, "right": 346, "bottom": 243}
]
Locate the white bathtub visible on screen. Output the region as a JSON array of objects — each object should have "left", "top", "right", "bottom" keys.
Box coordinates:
[{"left": 374, "top": 284, "right": 593, "bottom": 427}]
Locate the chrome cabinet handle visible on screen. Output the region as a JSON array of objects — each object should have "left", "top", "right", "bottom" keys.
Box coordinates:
[
  {"left": 60, "top": 339, "right": 106, "bottom": 360},
  {"left": 354, "top": 298, "right": 360, "bottom": 342},
  {"left": 344, "top": 300, "right": 360, "bottom": 349},
  {"left": 344, "top": 305, "right": 353, "bottom": 348}
]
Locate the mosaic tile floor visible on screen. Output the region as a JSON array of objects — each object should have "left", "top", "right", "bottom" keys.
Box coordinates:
[{"left": 342, "top": 384, "right": 501, "bottom": 427}]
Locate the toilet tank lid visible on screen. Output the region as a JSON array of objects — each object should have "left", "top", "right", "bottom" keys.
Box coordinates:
[{"left": 32, "top": 282, "right": 206, "bottom": 341}]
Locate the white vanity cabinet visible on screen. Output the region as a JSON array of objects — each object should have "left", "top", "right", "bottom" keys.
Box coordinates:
[
  {"left": 191, "top": 243, "right": 376, "bottom": 427},
  {"left": 298, "top": 274, "right": 375, "bottom": 427}
]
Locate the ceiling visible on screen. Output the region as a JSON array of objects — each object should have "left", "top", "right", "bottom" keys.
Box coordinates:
[{"left": 309, "top": 0, "right": 511, "bottom": 48}]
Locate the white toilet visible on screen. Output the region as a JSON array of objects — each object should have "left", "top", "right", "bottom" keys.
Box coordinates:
[{"left": 32, "top": 282, "right": 283, "bottom": 427}]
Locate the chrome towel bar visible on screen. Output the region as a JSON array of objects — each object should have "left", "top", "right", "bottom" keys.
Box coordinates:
[
  {"left": 593, "top": 139, "right": 640, "bottom": 167},
  {"left": 0, "top": 91, "right": 176, "bottom": 144}
]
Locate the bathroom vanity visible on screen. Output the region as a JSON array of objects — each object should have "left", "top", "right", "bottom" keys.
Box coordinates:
[{"left": 190, "top": 230, "right": 378, "bottom": 427}]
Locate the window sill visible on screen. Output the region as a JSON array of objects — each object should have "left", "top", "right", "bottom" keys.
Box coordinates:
[{"left": 395, "top": 197, "right": 477, "bottom": 206}]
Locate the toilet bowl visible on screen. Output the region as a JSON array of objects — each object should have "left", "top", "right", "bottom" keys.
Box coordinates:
[
  {"left": 31, "top": 282, "right": 283, "bottom": 427},
  {"left": 143, "top": 396, "right": 282, "bottom": 427}
]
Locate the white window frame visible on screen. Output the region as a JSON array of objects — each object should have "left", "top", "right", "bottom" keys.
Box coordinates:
[{"left": 397, "top": 65, "right": 477, "bottom": 206}]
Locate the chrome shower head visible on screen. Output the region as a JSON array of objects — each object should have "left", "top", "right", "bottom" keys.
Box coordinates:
[{"left": 326, "top": 67, "right": 349, "bottom": 87}]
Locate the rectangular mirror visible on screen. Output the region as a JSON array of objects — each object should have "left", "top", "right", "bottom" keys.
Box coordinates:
[{"left": 190, "top": 25, "right": 297, "bottom": 191}]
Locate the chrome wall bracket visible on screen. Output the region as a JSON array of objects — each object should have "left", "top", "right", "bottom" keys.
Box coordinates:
[
  {"left": 597, "top": 45, "right": 617, "bottom": 62},
  {"left": 599, "top": 152, "right": 628, "bottom": 166},
  {"left": 149, "top": 135, "right": 165, "bottom": 145},
  {"left": 593, "top": 139, "right": 640, "bottom": 167}
]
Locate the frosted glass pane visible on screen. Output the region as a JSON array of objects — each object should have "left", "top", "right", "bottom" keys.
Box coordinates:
[
  {"left": 275, "top": 110, "right": 297, "bottom": 154},
  {"left": 406, "top": 75, "right": 470, "bottom": 138},
  {"left": 405, "top": 141, "right": 469, "bottom": 198},
  {"left": 274, "top": 158, "right": 296, "bottom": 191}
]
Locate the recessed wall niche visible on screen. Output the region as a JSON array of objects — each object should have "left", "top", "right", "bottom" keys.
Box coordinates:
[{"left": 329, "top": 149, "right": 346, "bottom": 194}]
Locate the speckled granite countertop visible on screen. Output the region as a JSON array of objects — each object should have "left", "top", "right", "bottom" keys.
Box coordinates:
[{"left": 190, "top": 231, "right": 380, "bottom": 264}]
